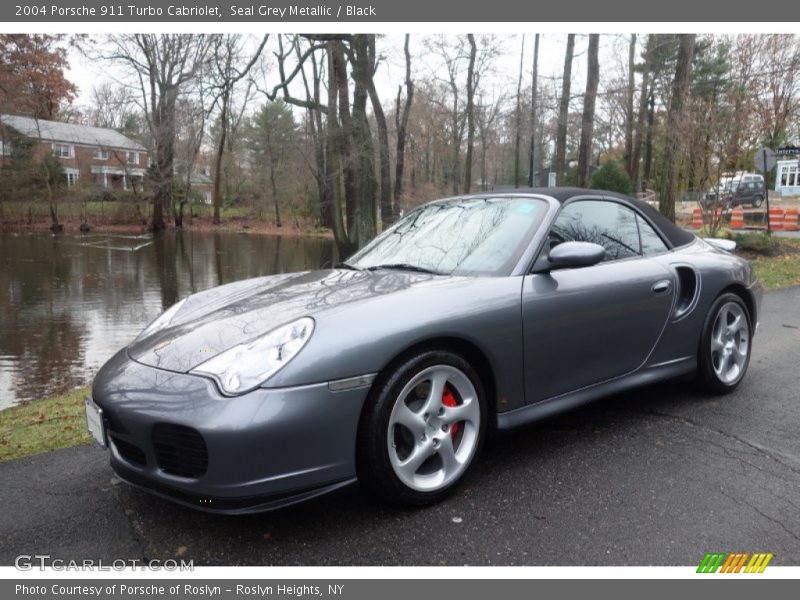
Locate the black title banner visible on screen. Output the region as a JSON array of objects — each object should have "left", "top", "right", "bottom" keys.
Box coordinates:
[{"left": 4, "top": 0, "right": 798, "bottom": 22}]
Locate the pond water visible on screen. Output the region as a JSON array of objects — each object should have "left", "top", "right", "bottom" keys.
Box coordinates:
[{"left": 0, "top": 231, "right": 338, "bottom": 409}]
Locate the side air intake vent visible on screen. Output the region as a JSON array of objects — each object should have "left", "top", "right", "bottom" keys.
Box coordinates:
[{"left": 674, "top": 266, "right": 699, "bottom": 319}]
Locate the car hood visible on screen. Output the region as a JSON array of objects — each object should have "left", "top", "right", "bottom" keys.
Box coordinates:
[{"left": 128, "top": 269, "right": 439, "bottom": 373}]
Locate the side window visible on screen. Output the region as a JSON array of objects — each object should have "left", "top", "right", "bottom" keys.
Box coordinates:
[
  {"left": 637, "top": 214, "right": 668, "bottom": 256},
  {"left": 550, "top": 200, "right": 641, "bottom": 262}
]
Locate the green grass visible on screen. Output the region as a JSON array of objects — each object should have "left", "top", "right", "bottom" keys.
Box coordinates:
[
  {"left": 749, "top": 252, "right": 800, "bottom": 290},
  {"left": 734, "top": 234, "right": 800, "bottom": 290},
  {"left": 0, "top": 387, "right": 91, "bottom": 462}
]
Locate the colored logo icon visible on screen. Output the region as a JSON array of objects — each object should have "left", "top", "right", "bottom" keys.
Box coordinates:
[{"left": 697, "top": 552, "right": 773, "bottom": 573}]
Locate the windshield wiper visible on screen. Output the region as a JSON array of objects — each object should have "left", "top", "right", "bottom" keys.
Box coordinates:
[
  {"left": 365, "top": 263, "right": 443, "bottom": 275},
  {"left": 334, "top": 262, "right": 361, "bottom": 271}
]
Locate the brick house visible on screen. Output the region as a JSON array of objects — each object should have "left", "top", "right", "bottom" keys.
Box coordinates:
[{"left": 0, "top": 114, "right": 148, "bottom": 191}]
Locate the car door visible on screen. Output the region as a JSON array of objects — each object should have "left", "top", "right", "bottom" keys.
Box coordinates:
[
  {"left": 740, "top": 177, "right": 756, "bottom": 204},
  {"left": 521, "top": 198, "right": 675, "bottom": 403}
]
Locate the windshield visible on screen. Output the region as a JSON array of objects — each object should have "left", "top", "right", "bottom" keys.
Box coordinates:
[{"left": 347, "top": 196, "right": 547, "bottom": 276}]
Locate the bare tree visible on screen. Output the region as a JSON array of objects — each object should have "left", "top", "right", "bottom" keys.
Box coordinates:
[
  {"left": 753, "top": 35, "right": 800, "bottom": 151},
  {"left": 577, "top": 34, "right": 600, "bottom": 188},
  {"left": 209, "top": 34, "right": 268, "bottom": 225},
  {"left": 624, "top": 34, "right": 636, "bottom": 178},
  {"left": 527, "top": 34, "right": 540, "bottom": 187},
  {"left": 394, "top": 34, "right": 414, "bottom": 203},
  {"left": 631, "top": 34, "right": 654, "bottom": 191},
  {"left": 554, "top": 34, "right": 575, "bottom": 184},
  {"left": 463, "top": 34, "right": 478, "bottom": 193},
  {"left": 87, "top": 82, "right": 136, "bottom": 130},
  {"left": 365, "top": 36, "right": 392, "bottom": 228},
  {"left": 513, "top": 35, "right": 526, "bottom": 188},
  {"left": 102, "top": 34, "right": 212, "bottom": 231},
  {"left": 660, "top": 34, "right": 696, "bottom": 222}
]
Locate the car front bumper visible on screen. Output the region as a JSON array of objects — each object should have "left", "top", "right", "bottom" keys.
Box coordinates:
[{"left": 91, "top": 349, "right": 371, "bottom": 514}]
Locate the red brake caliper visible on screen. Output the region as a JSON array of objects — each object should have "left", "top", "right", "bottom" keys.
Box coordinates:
[{"left": 441, "top": 386, "right": 460, "bottom": 438}]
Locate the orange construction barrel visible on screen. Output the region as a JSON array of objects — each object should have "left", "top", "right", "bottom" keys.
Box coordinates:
[
  {"left": 784, "top": 207, "right": 799, "bottom": 232},
  {"left": 730, "top": 207, "right": 745, "bottom": 229},
  {"left": 691, "top": 207, "right": 704, "bottom": 229},
  {"left": 768, "top": 207, "right": 785, "bottom": 231}
]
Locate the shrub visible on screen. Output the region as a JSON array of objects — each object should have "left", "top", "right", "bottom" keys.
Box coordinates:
[
  {"left": 589, "top": 160, "right": 633, "bottom": 195},
  {"left": 733, "top": 232, "right": 780, "bottom": 255}
]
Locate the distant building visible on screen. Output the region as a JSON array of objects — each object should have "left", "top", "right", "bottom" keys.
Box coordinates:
[
  {"left": 0, "top": 114, "right": 148, "bottom": 191},
  {"left": 775, "top": 146, "right": 800, "bottom": 196},
  {"left": 190, "top": 165, "right": 213, "bottom": 204}
]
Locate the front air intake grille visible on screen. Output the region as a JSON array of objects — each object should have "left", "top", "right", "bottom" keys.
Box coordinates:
[
  {"left": 152, "top": 424, "right": 208, "bottom": 478},
  {"left": 111, "top": 435, "right": 147, "bottom": 467}
]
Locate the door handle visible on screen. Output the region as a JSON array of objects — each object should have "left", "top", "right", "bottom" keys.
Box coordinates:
[{"left": 652, "top": 279, "right": 672, "bottom": 294}]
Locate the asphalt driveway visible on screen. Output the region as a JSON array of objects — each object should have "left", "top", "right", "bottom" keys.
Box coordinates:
[{"left": 1, "top": 287, "right": 798, "bottom": 566}]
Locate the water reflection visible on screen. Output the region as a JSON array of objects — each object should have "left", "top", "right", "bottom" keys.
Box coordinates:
[{"left": 0, "top": 231, "right": 338, "bottom": 408}]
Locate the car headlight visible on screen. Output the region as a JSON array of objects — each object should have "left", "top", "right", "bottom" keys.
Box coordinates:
[
  {"left": 135, "top": 298, "right": 187, "bottom": 342},
  {"left": 190, "top": 317, "right": 315, "bottom": 395}
]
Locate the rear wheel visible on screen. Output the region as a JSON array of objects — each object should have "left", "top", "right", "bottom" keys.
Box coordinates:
[
  {"left": 697, "top": 293, "right": 752, "bottom": 394},
  {"left": 356, "top": 350, "right": 486, "bottom": 506},
  {"left": 752, "top": 195, "right": 764, "bottom": 208}
]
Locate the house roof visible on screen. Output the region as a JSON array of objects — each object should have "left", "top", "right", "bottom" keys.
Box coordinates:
[{"left": 0, "top": 114, "right": 146, "bottom": 152}]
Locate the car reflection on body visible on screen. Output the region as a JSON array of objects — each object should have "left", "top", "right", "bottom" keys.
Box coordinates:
[{"left": 87, "top": 188, "right": 762, "bottom": 513}]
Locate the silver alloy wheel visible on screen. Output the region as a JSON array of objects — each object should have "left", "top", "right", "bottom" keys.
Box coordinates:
[
  {"left": 387, "top": 365, "right": 481, "bottom": 492},
  {"left": 710, "top": 301, "right": 749, "bottom": 385}
]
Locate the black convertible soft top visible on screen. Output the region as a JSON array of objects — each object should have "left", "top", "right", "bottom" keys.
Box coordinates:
[{"left": 488, "top": 186, "right": 696, "bottom": 249}]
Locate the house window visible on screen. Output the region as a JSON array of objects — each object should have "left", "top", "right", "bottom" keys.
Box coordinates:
[
  {"left": 126, "top": 151, "right": 139, "bottom": 165},
  {"left": 0, "top": 141, "right": 10, "bottom": 155},
  {"left": 65, "top": 169, "right": 80, "bottom": 187},
  {"left": 53, "top": 143, "right": 74, "bottom": 159},
  {"left": 93, "top": 148, "right": 109, "bottom": 160}
]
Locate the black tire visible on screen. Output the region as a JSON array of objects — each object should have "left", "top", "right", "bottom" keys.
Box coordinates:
[
  {"left": 356, "top": 349, "right": 487, "bottom": 506},
  {"left": 752, "top": 195, "right": 763, "bottom": 208},
  {"left": 696, "top": 292, "right": 752, "bottom": 394}
]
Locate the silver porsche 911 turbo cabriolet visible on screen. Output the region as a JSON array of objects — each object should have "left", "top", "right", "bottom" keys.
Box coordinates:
[{"left": 87, "top": 188, "right": 762, "bottom": 513}]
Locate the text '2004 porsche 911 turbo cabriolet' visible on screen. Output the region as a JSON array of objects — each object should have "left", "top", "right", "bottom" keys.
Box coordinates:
[{"left": 86, "top": 188, "right": 762, "bottom": 513}]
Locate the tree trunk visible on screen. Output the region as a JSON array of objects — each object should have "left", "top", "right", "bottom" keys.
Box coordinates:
[
  {"left": 394, "top": 34, "right": 413, "bottom": 203},
  {"left": 554, "top": 34, "right": 575, "bottom": 184},
  {"left": 632, "top": 34, "right": 654, "bottom": 191},
  {"left": 269, "top": 158, "right": 281, "bottom": 227},
  {"left": 644, "top": 92, "right": 655, "bottom": 185},
  {"left": 366, "top": 36, "right": 392, "bottom": 228},
  {"left": 527, "top": 34, "right": 540, "bottom": 187},
  {"left": 463, "top": 34, "right": 478, "bottom": 194},
  {"left": 331, "top": 41, "right": 357, "bottom": 236},
  {"left": 325, "top": 42, "right": 353, "bottom": 257},
  {"left": 211, "top": 87, "right": 229, "bottom": 226},
  {"left": 349, "top": 35, "right": 378, "bottom": 248},
  {"left": 577, "top": 34, "right": 600, "bottom": 188},
  {"left": 625, "top": 34, "right": 636, "bottom": 178},
  {"left": 659, "top": 34, "right": 696, "bottom": 223},
  {"left": 152, "top": 87, "right": 178, "bottom": 233},
  {"left": 513, "top": 35, "right": 525, "bottom": 188}
]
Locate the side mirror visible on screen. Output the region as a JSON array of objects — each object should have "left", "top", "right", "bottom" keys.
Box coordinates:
[{"left": 534, "top": 241, "right": 606, "bottom": 273}]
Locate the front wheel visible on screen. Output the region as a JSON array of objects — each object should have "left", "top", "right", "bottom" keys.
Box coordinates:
[
  {"left": 356, "top": 350, "right": 486, "bottom": 506},
  {"left": 697, "top": 293, "right": 752, "bottom": 394},
  {"left": 752, "top": 195, "right": 764, "bottom": 208}
]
